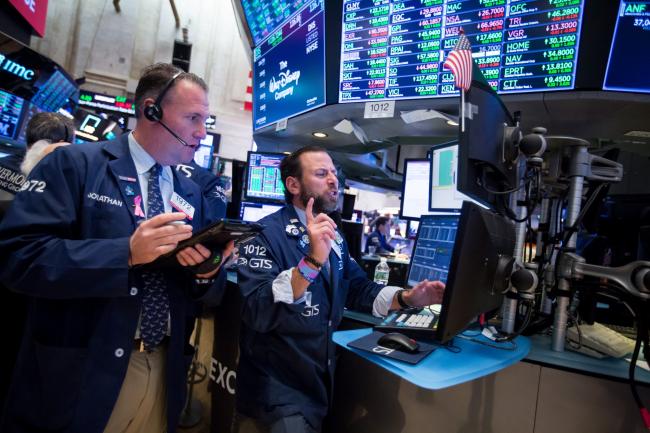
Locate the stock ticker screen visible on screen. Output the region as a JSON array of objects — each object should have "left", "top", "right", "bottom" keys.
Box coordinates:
[
  {"left": 241, "top": 0, "right": 311, "bottom": 45},
  {"left": 253, "top": 0, "right": 326, "bottom": 129},
  {"left": 604, "top": 1, "right": 650, "bottom": 93},
  {"left": 407, "top": 214, "right": 459, "bottom": 287},
  {"left": 339, "top": 0, "right": 586, "bottom": 102},
  {"left": 0, "top": 90, "right": 25, "bottom": 141},
  {"left": 245, "top": 152, "right": 286, "bottom": 202}
]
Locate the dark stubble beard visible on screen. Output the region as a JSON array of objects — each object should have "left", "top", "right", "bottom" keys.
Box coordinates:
[{"left": 299, "top": 188, "right": 337, "bottom": 215}]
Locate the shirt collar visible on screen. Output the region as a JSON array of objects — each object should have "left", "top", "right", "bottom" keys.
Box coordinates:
[
  {"left": 128, "top": 132, "right": 172, "bottom": 181},
  {"left": 293, "top": 204, "right": 308, "bottom": 227}
]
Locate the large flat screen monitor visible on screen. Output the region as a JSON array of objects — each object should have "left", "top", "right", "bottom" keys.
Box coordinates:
[
  {"left": 244, "top": 151, "right": 286, "bottom": 202},
  {"left": 399, "top": 158, "right": 432, "bottom": 221},
  {"left": 240, "top": 0, "right": 311, "bottom": 46},
  {"left": 0, "top": 32, "right": 78, "bottom": 114},
  {"left": 253, "top": 0, "right": 326, "bottom": 129},
  {"left": 429, "top": 142, "right": 483, "bottom": 212},
  {"left": 457, "top": 67, "right": 518, "bottom": 212},
  {"left": 240, "top": 201, "right": 284, "bottom": 222},
  {"left": 339, "top": 0, "right": 586, "bottom": 102},
  {"left": 435, "top": 201, "right": 516, "bottom": 343},
  {"left": 603, "top": 1, "right": 650, "bottom": 93}
]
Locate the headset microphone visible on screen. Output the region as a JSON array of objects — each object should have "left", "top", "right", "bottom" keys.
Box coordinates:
[{"left": 157, "top": 119, "right": 193, "bottom": 147}]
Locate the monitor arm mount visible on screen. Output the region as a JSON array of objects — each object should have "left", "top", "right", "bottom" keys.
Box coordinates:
[
  {"left": 501, "top": 127, "right": 545, "bottom": 334},
  {"left": 557, "top": 253, "right": 650, "bottom": 301},
  {"left": 540, "top": 135, "right": 623, "bottom": 351}
]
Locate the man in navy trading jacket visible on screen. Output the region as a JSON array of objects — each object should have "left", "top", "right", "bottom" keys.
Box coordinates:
[
  {"left": 365, "top": 216, "right": 395, "bottom": 255},
  {"left": 0, "top": 63, "right": 231, "bottom": 433},
  {"left": 235, "top": 146, "right": 445, "bottom": 433}
]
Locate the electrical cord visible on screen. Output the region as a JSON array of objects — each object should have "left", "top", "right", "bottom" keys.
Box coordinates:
[{"left": 456, "top": 333, "right": 518, "bottom": 350}]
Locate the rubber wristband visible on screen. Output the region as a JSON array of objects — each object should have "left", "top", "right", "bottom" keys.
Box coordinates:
[
  {"left": 397, "top": 289, "right": 410, "bottom": 309},
  {"left": 304, "top": 255, "right": 323, "bottom": 269},
  {"left": 297, "top": 257, "right": 319, "bottom": 283}
]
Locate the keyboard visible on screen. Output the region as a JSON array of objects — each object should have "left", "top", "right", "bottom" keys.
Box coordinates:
[
  {"left": 375, "top": 309, "right": 439, "bottom": 341},
  {"left": 566, "top": 322, "right": 636, "bottom": 359}
]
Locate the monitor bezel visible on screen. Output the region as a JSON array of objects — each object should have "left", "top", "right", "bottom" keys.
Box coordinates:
[
  {"left": 406, "top": 213, "right": 460, "bottom": 290},
  {"left": 399, "top": 158, "right": 431, "bottom": 221}
]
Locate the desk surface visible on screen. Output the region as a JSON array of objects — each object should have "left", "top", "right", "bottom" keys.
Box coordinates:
[
  {"left": 341, "top": 310, "right": 650, "bottom": 385},
  {"left": 333, "top": 328, "right": 530, "bottom": 390},
  {"left": 526, "top": 334, "right": 650, "bottom": 384}
]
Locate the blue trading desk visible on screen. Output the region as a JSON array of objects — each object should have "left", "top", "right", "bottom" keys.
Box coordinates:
[{"left": 332, "top": 328, "right": 530, "bottom": 390}]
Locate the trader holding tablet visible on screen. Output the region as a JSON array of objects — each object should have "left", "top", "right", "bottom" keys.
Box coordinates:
[{"left": 0, "top": 63, "right": 233, "bottom": 433}]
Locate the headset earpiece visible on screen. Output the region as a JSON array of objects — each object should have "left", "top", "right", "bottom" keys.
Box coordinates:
[{"left": 144, "top": 103, "right": 162, "bottom": 122}]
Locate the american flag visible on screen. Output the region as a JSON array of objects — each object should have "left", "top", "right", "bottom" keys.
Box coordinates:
[{"left": 443, "top": 32, "right": 473, "bottom": 91}]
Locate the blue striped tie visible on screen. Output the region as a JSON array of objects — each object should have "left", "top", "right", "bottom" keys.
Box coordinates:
[{"left": 140, "top": 164, "right": 170, "bottom": 351}]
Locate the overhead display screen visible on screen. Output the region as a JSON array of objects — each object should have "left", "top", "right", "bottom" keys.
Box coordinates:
[
  {"left": 604, "top": 1, "right": 650, "bottom": 93},
  {"left": 339, "top": 0, "right": 585, "bottom": 102},
  {"left": 0, "top": 33, "right": 78, "bottom": 114},
  {"left": 253, "top": 0, "right": 326, "bottom": 130},
  {"left": 241, "top": 0, "right": 311, "bottom": 46}
]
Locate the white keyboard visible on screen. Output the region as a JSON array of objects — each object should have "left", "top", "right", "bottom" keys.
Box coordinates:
[{"left": 567, "top": 322, "right": 636, "bottom": 359}]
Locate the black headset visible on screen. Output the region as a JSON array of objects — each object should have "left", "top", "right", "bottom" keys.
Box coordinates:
[{"left": 143, "top": 71, "right": 183, "bottom": 122}]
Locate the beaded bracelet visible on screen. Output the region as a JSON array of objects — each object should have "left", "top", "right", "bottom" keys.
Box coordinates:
[{"left": 297, "top": 257, "right": 319, "bottom": 283}]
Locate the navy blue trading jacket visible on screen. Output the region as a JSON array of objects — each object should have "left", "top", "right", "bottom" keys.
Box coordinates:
[
  {"left": 0, "top": 134, "right": 226, "bottom": 433},
  {"left": 236, "top": 205, "right": 383, "bottom": 430}
]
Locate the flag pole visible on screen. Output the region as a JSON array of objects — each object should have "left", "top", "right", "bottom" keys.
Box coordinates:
[{"left": 461, "top": 88, "right": 465, "bottom": 133}]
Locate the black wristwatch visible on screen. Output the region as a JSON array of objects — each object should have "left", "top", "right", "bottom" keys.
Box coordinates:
[{"left": 396, "top": 289, "right": 410, "bottom": 309}]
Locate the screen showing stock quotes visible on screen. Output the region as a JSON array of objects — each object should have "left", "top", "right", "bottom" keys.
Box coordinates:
[
  {"left": 241, "top": 0, "right": 311, "bottom": 46},
  {"left": 339, "top": 0, "right": 585, "bottom": 102},
  {"left": 604, "top": 1, "right": 650, "bottom": 93},
  {"left": 253, "top": 0, "right": 326, "bottom": 129}
]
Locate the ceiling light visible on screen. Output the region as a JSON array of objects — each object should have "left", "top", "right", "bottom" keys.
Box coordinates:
[
  {"left": 447, "top": 119, "right": 459, "bottom": 126},
  {"left": 312, "top": 132, "right": 328, "bottom": 138}
]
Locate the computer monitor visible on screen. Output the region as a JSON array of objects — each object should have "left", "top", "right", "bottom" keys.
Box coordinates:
[
  {"left": 457, "top": 66, "right": 519, "bottom": 212},
  {"left": 239, "top": 201, "right": 284, "bottom": 222},
  {"left": 407, "top": 214, "right": 460, "bottom": 288},
  {"left": 399, "top": 159, "right": 432, "bottom": 220},
  {"left": 429, "top": 142, "right": 483, "bottom": 212},
  {"left": 436, "top": 201, "right": 516, "bottom": 343},
  {"left": 193, "top": 132, "right": 220, "bottom": 170},
  {"left": 244, "top": 151, "right": 286, "bottom": 202}
]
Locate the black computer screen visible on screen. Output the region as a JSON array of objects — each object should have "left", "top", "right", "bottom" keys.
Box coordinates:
[
  {"left": 436, "top": 201, "right": 516, "bottom": 343},
  {"left": 407, "top": 214, "right": 460, "bottom": 288},
  {"left": 244, "top": 151, "right": 286, "bottom": 202},
  {"left": 457, "top": 65, "right": 518, "bottom": 211}
]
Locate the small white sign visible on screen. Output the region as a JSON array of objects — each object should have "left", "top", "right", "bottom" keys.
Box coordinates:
[
  {"left": 364, "top": 100, "right": 395, "bottom": 119},
  {"left": 276, "top": 118, "right": 288, "bottom": 131},
  {"left": 170, "top": 192, "right": 195, "bottom": 220}
]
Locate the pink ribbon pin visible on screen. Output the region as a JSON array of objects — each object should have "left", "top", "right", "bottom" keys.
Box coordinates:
[{"left": 134, "top": 195, "right": 145, "bottom": 218}]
